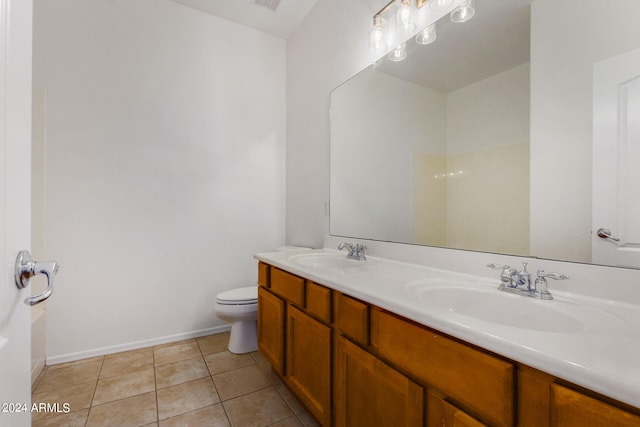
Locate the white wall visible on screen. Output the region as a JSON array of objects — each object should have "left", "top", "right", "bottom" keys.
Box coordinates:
[
  {"left": 33, "top": 0, "right": 286, "bottom": 361},
  {"left": 530, "top": 0, "right": 640, "bottom": 262},
  {"left": 286, "top": 0, "right": 374, "bottom": 248}
]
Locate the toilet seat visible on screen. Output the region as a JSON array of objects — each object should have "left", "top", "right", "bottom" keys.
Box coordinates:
[{"left": 216, "top": 286, "right": 258, "bottom": 305}]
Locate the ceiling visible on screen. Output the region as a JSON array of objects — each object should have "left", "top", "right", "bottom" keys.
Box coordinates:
[
  {"left": 376, "top": 0, "right": 532, "bottom": 92},
  {"left": 169, "top": 0, "right": 532, "bottom": 93},
  {"left": 170, "top": 0, "right": 318, "bottom": 39}
]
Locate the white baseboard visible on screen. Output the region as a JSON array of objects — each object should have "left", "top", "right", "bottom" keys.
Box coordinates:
[{"left": 45, "top": 325, "right": 232, "bottom": 366}]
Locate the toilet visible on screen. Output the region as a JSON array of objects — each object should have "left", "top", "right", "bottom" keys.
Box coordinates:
[
  {"left": 215, "top": 286, "right": 259, "bottom": 354},
  {"left": 215, "top": 246, "right": 308, "bottom": 354}
]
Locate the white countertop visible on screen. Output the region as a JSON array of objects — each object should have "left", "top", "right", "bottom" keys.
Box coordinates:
[{"left": 254, "top": 248, "right": 640, "bottom": 408}]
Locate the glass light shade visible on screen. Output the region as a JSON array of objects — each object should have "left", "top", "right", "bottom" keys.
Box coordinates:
[
  {"left": 450, "top": 0, "right": 475, "bottom": 23},
  {"left": 430, "top": 0, "right": 453, "bottom": 10},
  {"left": 415, "top": 23, "right": 437, "bottom": 45},
  {"left": 369, "top": 16, "right": 387, "bottom": 54},
  {"left": 388, "top": 43, "right": 407, "bottom": 62},
  {"left": 396, "top": 0, "right": 416, "bottom": 35}
]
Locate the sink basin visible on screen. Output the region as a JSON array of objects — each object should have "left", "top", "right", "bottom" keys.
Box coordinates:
[
  {"left": 404, "top": 280, "right": 584, "bottom": 333},
  {"left": 289, "top": 253, "right": 368, "bottom": 270}
]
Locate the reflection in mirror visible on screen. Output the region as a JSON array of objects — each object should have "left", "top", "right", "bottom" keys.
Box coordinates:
[{"left": 330, "top": 0, "right": 640, "bottom": 268}]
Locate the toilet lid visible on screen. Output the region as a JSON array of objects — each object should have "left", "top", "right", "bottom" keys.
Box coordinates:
[{"left": 216, "top": 286, "right": 258, "bottom": 304}]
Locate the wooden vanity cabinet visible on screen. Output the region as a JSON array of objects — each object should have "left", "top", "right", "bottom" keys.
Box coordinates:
[
  {"left": 427, "top": 391, "right": 488, "bottom": 427},
  {"left": 334, "top": 292, "right": 369, "bottom": 346},
  {"left": 256, "top": 264, "right": 332, "bottom": 426},
  {"left": 550, "top": 384, "right": 640, "bottom": 427},
  {"left": 287, "top": 305, "right": 331, "bottom": 427},
  {"left": 257, "top": 286, "right": 285, "bottom": 375},
  {"left": 257, "top": 261, "right": 269, "bottom": 287},
  {"left": 334, "top": 334, "right": 424, "bottom": 427},
  {"left": 256, "top": 262, "right": 640, "bottom": 427},
  {"left": 373, "top": 309, "right": 514, "bottom": 427}
]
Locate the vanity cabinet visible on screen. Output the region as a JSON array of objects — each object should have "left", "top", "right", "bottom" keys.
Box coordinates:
[
  {"left": 286, "top": 305, "right": 331, "bottom": 427},
  {"left": 372, "top": 309, "right": 514, "bottom": 427},
  {"left": 334, "top": 334, "right": 424, "bottom": 427},
  {"left": 549, "top": 384, "right": 640, "bottom": 427},
  {"left": 427, "top": 391, "right": 488, "bottom": 427},
  {"left": 334, "top": 292, "right": 369, "bottom": 346},
  {"left": 256, "top": 261, "right": 640, "bottom": 427},
  {"left": 257, "top": 286, "right": 284, "bottom": 375},
  {"left": 257, "top": 262, "right": 332, "bottom": 427}
]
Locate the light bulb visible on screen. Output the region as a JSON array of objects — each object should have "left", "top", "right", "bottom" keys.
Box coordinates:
[
  {"left": 430, "top": 0, "right": 453, "bottom": 10},
  {"left": 415, "top": 23, "right": 436, "bottom": 45},
  {"left": 388, "top": 43, "right": 407, "bottom": 62},
  {"left": 369, "top": 15, "right": 387, "bottom": 54},
  {"left": 450, "top": 0, "right": 475, "bottom": 23},
  {"left": 396, "top": 0, "right": 415, "bottom": 35}
]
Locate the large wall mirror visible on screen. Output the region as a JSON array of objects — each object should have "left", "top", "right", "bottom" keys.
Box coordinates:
[{"left": 330, "top": 0, "right": 640, "bottom": 268}]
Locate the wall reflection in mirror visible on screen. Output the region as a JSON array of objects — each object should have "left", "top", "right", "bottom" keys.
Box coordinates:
[{"left": 330, "top": 0, "right": 640, "bottom": 268}]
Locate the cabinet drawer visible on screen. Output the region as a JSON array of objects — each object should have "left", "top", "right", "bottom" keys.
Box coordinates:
[
  {"left": 270, "top": 268, "right": 305, "bottom": 306},
  {"left": 550, "top": 384, "right": 640, "bottom": 427},
  {"left": 334, "top": 293, "right": 369, "bottom": 346},
  {"left": 305, "top": 281, "right": 332, "bottom": 324},
  {"left": 258, "top": 262, "right": 269, "bottom": 288},
  {"left": 376, "top": 310, "right": 514, "bottom": 427}
]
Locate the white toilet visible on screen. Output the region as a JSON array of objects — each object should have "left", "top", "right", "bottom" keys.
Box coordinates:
[
  {"left": 215, "top": 286, "right": 259, "bottom": 354},
  {"left": 215, "top": 247, "right": 308, "bottom": 354}
]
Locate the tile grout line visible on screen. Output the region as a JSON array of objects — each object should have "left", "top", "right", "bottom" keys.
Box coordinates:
[
  {"left": 84, "top": 356, "right": 104, "bottom": 427},
  {"left": 33, "top": 333, "right": 309, "bottom": 427},
  {"left": 153, "top": 344, "right": 160, "bottom": 427}
]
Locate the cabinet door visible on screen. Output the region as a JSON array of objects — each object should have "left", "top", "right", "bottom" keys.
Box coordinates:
[
  {"left": 258, "top": 287, "right": 285, "bottom": 375},
  {"left": 287, "top": 306, "right": 332, "bottom": 427},
  {"left": 428, "top": 391, "right": 487, "bottom": 427},
  {"left": 376, "top": 310, "right": 514, "bottom": 427},
  {"left": 335, "top": 335, "right": 424, "bottom": 427},
  {"left": 550, "top": 384, "right": 640, "bottom": 427}
]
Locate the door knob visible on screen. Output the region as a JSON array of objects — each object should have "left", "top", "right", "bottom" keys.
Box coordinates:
[
  {"left": 596, "top": 228, "right": 621, "bottom": 242},
  {"left": 14, "top": 250, "right": 59, "bottom": 306}
]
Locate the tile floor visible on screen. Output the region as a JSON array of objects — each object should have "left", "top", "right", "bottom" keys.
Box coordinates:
[{"left": 31, "top": 332, "right": 319, "bottom": 427}]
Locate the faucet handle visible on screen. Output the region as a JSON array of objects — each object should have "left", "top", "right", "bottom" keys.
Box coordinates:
[
  {"left": 487, "top": 264, "right": 515, "bottom": 287},
  {"left": 534, "top": 270, "right": 569, "bottom": 300},
  {"left": 537, "top": 270, "right": 569, "bottom": 281},
  {"left": 338, "top": 242, "right": 353, "bottom": 251},
  {"left": 354, "top": 244, "right": 367, "bottom": 260}
]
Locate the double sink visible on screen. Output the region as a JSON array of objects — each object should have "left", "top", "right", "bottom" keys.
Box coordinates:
[{"left": 287, "top": 251, "right": 627, "bottom": 335}]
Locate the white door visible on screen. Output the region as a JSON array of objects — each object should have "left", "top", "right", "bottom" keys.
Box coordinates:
[
  {"left": 593, "top": 48, "right": 640, "bottom": 268},
  {"left": 0, "top": 0, "right": 34, "bottom": 425}
]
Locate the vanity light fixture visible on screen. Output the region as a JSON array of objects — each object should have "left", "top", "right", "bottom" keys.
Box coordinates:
[
  {"left": 369, "top": 0, "right": 395, "bottom": 55},
  {"left": 370, "top": 14, "right": 388, "bottom": 55},
  {"left": 415, "top": 23, "right": 437, "bottom": 45},
  {"left": 450, "top": 0, "right": 475, "bottom": 23},
  {"left": 369, "top": 0, "right": 475, "bottom": 61},
  {"left": 396, "top": 0, "right": 416, "bottom": 36},
  {"left": 429, "top": 0, "right": 453, "bottom": 10},
  {"left": 388, "top": 42, "right": 408, "bottom": 62}
]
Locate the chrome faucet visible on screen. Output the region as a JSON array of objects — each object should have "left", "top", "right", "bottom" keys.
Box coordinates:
[
  {"left": 487, "top": 262, "right": 568, "bottom": 300},
  {"left": 338, "top": 242, "right": 367, "bottom": 261}
]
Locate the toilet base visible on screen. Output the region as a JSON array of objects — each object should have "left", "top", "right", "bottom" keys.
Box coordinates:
[{"left": 228, "top": 320, "right": 258, "bottom": 354}]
